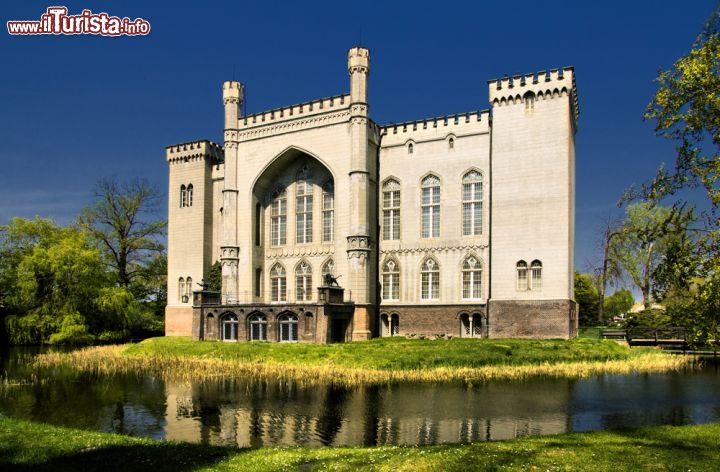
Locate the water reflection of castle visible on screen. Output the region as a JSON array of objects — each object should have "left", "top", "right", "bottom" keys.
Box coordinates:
[{"left": 162, "top": 380, "right": 570, "bottom": 447}]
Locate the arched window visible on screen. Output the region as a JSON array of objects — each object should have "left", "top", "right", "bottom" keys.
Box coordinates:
[
  {"left": 524, "top": 91, "right": 536, "bottom": 110},
  {"left": 185, "top": 277, "right": 193, "bottom": 302},
  {"left": 248, "top": 313, "right": 267, "bottom": 341},
  {"left": 421, "top": 175, "right": 440, "bottom": 238},
  {"left": 322, "top": 259, "right": 334, "bottom": 277},
  {"left": 296, "top": 167, "right": 313, "bottom": 244},
  {"left": 178, "top": 277, "right": 185, "bottom": 302},
  {"left": 221, "top": 313, "right": 238, "bottom": 341},
  {"left": 270, "top": 263, "right": 286, "bottom": 302},
  {"left": 278, "top": 313, "right": 298, "bottom": 342},
  {"left": 462, "top": 171, "right": 483, "bottom": 236},
  {"left": 421, "top": 257, "right": 440, "bottom": 300},
  {"left": 531, "top": 260, "right": 543, "bottom": 290},
  {"left": 391, "top": 314, "right": 400, "bottom": 336},
  {"left": 187, "top": 184, "right": 193, "bottom": 207},
  {"left": 408, "top": 142, "right": 414, "bottom": 154},
  {"left": 382, "top": 259, "right": 400, "bottom": 301},
  {"left": 270, "top": 187, "right": 287, "bottom": 246},
  {"left": 295, "top": 261, "right": 312, "bottom": 301},
  {"left": 460, "top": 313, "right": 482, "bottom": 338},
  {"left": 382, "top": 179, "right": 401, "bottom": 241},
  {"left": 516, "top": 261, "right": 528, "bottom": 291},
  {"left": 180, "top": 185, "right": 187, "bottom": 208},
  {"left": 322, "top": 181, "right": 334, "bottom": 242},
  {"left": 462, "top": 256, "right": 482, "bottom": 299},
  {"left": 304, "top": 312, "right": 314, "bottom": 334},
  {"left": 448, "top": 137, "right": 455, "bottom": 149}
]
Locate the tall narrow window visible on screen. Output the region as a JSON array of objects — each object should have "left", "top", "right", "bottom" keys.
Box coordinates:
[
  {"left": 255, "top": 203, "right": 261, "bottom": 246},
  {"left": 178, "top": 277, "right": 185, "bottom": 302},
  {"left": 180, "top": 185, "right": 187, "bottom": 208},
  {"left": 296, "top": 171, "right": 313, "bottom": 244},
  {"left": 382, "top": 179, "right": 401, "bottom": 240},
  {"left": 187, "top": 184, "right": 193, "bottom": 207},
  {"left": 382, "top": 259, "right": 400, "bottom": 301},
  {"left": 516, "top": 261, "right": 528, "bottom": 291},
  {"left": 531, "top": 260, "right": 543, "bottom": 290},
  {"left": 448, "top": 137, "right": 455, "bottom": 149},
  {"left": 408, "top": 142, "right": 414, "bottom": 154},
  {"left": 462, "top": 171, "right": 483, "bottom": 236},
  {"left": 462, "top": 256, "right": 482, "bottom": 299},
  {"left": 295, "top": 261, "right": 312, "bottom": 301},
  {"left": 278, "top": 313, "right": 298, "bottom": 342},
  {"left": 322, "top": 181, "right": 334, "bottom": 242},
  {"left": 391, "top": 314, "right": 399, "bottom": 336},
  {"left": 421, "top": 258, "right": 440, "bottom": 300},
  {"left": 255, "top": 268, "right": 262, "bottom": 297},
  {"left": 270, "top": 263, "right": 286, "bottom": 302},
  {"left": 249, "top": 313, "right": 267, "bottom": 341},
  {"left": 421, "top": 175, "right": 441, "bottom": 238},
  {"left": 185, "top": 277, "right": 193, "bottom": 301},
  {"left": 221, "top": 313, "right": 238, "bottom": 341},
  {"left": 270, "top": 188, "right": 287, "bottom": 246}
]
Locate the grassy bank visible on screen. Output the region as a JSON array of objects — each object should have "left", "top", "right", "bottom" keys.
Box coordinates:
[
  {"left": 2, "top": 417, "right": 719, "bottom": 471},
  {"left": 31, "top": 336, "right": 693, "bottom": 385}
]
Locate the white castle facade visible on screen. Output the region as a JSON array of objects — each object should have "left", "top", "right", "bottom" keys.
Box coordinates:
[{"left": 165, "top": 47, "right": 578, "bottom": 343}]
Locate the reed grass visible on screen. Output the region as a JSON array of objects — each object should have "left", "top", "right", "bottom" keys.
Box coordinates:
[{"left": 32, "top": 338, "right": 694, "bottom": 386}]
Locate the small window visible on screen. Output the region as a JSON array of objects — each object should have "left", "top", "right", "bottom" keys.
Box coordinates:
[
  {"left": 460, "top": 313, "right": 482, "bottom": 338},
  {"left": 187, "top": 184, "right": 193, "bottom": 207},
  {"left": 255, "top": 268, "right": 262, "bottom": 297},
  {"left": 524, "top": 91, "right": 536, "bottom": 110},
  {"left": 408, "top": 142, "right": 414, "bottom": 154},
  {"left": 531, "top": 260, "right": 543, "bottom": 290},
  {"left": 185, "top": 277, "right": 193, "bottom": 302},
  {"left": 448, "top": 137, "right": 455, "bottom": 149},
  {"left": 391, "top": 314, "right": 399, "bottom": 336},
  {"left": 255, "top": 203, "right": 262, "bottom": 246},
  {"left": 178, "top": 277, "right": 185, "bottom": 302},
  {"left": 180, "top": 185, "right": 187, "bottom": 208},
  {"left": 380, "top": 313, "right": 400, "bottom": 337},
  {"left": 516, "top": 261, "right": 528, "bottom": 291}
]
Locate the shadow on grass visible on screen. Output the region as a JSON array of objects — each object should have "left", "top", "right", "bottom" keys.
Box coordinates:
[{"left": 0, "top": 441, "right": 238, "bottom": 472}]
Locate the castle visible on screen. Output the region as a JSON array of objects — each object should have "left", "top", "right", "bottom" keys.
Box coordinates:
[{"left": 165, "top": 47, "right": 578, "bottom": 343}]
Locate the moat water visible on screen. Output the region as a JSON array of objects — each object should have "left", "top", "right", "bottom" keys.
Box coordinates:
[{"left": 1, "top": 346, "right": 720, "bottom": 447}]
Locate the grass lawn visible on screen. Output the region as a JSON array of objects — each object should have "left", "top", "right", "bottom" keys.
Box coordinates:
[
  {"left": 32, "top": 336, "right": 692, "bottom": 385},
  {"left": 123, "top": 336, "right": 643, "bottom": 370},
  {"left": 1, "top": 416, "right": 718, "bottom": 471}
]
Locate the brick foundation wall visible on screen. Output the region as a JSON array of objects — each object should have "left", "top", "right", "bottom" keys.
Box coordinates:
[
  {"left": 379, "top": 305, "right": 486, "bottom": 338},
  {"left": 487, "top": 299, "right": 578, "bottom": 339}
]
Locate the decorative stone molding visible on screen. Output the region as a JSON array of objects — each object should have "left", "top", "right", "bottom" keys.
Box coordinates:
[
  {"left": 380, "top": 243, "right": 487, "bottom": 255},
  {"left": 220, "top": 246, "right": 239, "bottom": 260},
  {"left": 347, "top": 235, "right": 372, "bottom": 261},
  {"left": 235, "top": 110, "right": 351, "bottom": 142},
  {"left": 351, "top": 104, "right": 367, "bottom": 115},
  {"left": 264, "top": 247, "right": 335, "bottom": 259},
  {"left": 224, "top": 142, "right": 238, "bottom": 150}
]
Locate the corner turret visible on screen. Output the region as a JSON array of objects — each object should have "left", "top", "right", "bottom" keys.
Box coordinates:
[{"left": 222, "top": 81, "right": 245, "bottom": 130}]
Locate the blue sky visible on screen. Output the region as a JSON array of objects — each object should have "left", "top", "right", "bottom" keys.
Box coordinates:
[{"left": 0, "top": 1, "right": 714, "bottom": 276}]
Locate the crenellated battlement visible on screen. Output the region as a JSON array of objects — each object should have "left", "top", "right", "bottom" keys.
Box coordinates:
[
  {"left": 237, "top": 93, "right": 351, "bottom": 129},
  {"left": 380, "top": 110, "right": 490, "bottom": 147},
  {"left": 166, "top": 140, "right": 224, "bottom": 164},
  {"left": 488, "top": 67, "right": 579, "bottom": 125}
]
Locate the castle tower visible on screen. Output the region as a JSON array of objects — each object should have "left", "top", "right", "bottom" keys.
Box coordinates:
[
  {"left": 165, "top": 140, "right": 223, "bottom": 335},
  {"left": 346, "top": 47, "right": 376, "bottom": 340},
  {"left": 221, "top": 81, "right": 244, "bottom": 304},
  {"left": 487, "top": 68, "right": 579, "bottom": 338}
]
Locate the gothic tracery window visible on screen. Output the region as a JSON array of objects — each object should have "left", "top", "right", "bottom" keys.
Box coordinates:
[
  {"left": 462, "top": 256, "right": 482, "bottom": 299},
  {"left": 382, "top": 259, "right": 400, "bottom": 301},
  {"left": 270, "top": 263, "right": 287, "bottom": 302},
  {"left": 421, "top": 257, "right": 440, "bottom": 300},
  {"left": 295, "top": 261, "right": 312, "bottom": 301}
]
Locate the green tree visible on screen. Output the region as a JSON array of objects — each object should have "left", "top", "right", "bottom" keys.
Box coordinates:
[
  {"left": 603, "top": 289, "right": 634, "bottom": 319},
  {"left": 79, "top": 178, "right": 166, "bottom": 291},
  {"left": 207, "top": 261, "right": 222, "bottom": 292},
  {"left": 574, "top": 272, "right": 599, "bottom": 326}
]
